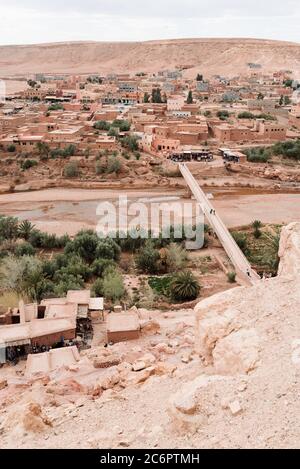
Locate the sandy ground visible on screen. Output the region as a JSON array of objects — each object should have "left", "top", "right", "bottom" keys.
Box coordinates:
[{"left": 0, "top": 188, "right": 299, "bottom": 235}]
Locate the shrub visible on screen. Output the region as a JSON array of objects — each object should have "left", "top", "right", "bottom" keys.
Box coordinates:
[
  {"left": 136, "top": 240, "right": 161, "bottom": 274},
  {"left": 29, "top": 230, "right": 67, "bottom": 250},
  {"left": 169, "top": 271, "right": 200, "bottom": 302},
  {"left": 217, "top": 110, "right": 230, "bottom": 119},
  {"left": 238, "top": 111, "right": 255, "bottom": 119},
  {"left": 0, "top": 216, "right": 19, "bottom": 240},
  {"left": 96, "top": 238, "right": 121, "bottom": 261},
  {"left": 148, "top": 275, "right": 173, "bottom": 297},
  {"left": 53, "top": 274, "right": 84, "bottom": 297},
  {"left": 65, "top": 232, "right": 99, "bottom": 263},
  {"left": 107, "top": 156, "right": 121, "bottom": 174},
  {"left": 121, "top": 135, "right": 139, "bottom": 152},
  {"left": 15, "top": 242, "right": 36, "bottom": 257},
  {"left": 92, "top": 278, "right": 104, "bottom": 297},
  {"left": 63, "top": 144, "right": 76, "bottom": 157},
  {"left": 48, "top": 103, "right": 64, "bottom": 111},
  {"left": 257, "top": 113, "right": 276, "bottom": 121},
  {"left": 164, "top": 243, "right": 188, "bottom": 272},
  {"left": 227, "top": 271, "right": 237, "bottom": 283},
  {"left": 245, "top": 147, "right": 271, "bottom": 163},
  {"left": 96, "top": 161, "right": 105, "bottom": 175},
  {"left": 7, "top": 144, "right": 16, "bottom": 153},
  {"left": 91, "top": 258, "right": 116, "bottom": 277},
  {"left": 63, "top": 162, "right": 79, "bottom": 178},
  {"left": 116, "top": 229, "right": 147, "bottom": 253},
  {"left": 102, "top": 270, "right": 125, "bottom": 302},
  {"left": 54, "top": 255, "right": 92, "bottom": 282},
  {"left": 271, "top": 140, "right": 300, "bottom": 161},
  {"left": 93, "top": 120, "right": 110, "bottom": 131},
  {"left": 231, "top": 231, "right": 249, "bottom": 255},
  {"left": 111, "top": 119, "right": 131, "bottom": 132},
  {"left": 0, "top": 255, "right": 44, "bottom": 302},
  {"left": 21, "top": 159, "right": 38, "bottom": 170}
]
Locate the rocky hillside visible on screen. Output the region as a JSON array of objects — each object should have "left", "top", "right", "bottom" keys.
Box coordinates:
[
  {"left": 1, "top": 38, "right": 300, "bottom": 77},
  {"left": 0, "top": 223, "right": 300, "bottom": 448}
]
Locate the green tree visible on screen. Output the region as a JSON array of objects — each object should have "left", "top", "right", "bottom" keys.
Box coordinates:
[
  {"left": 231, "top": 231, "right": 249, "bottom": 255},
  {"left": 238, "top": 112, "right": 255, "bottom": 119},
  {"left": 196, "top": 74, "right": 203, "bottom": 81},
  {"left": 65, "top": 232, "right": 99, "bottom": 263},
  {"left": 102, "top": 270, "right": 125, "bottom": 302},
  {"left": 53, "top": 274, "right": 84, "bottom": 297},
  {"left": 257, "top": 92, "right": 264, "bottom": 100},
  {"left": 36, "top": 142, "right": 50, "bottom": 159},
  {"left": 143, "top": 92, "right": 150, "bottom": 103},
  {"left": 48, "top": 103, "right": 64, "bottom": 111},
  {"left": 21, "top": 159, "right": 38, "bottom": 171},
  {"left": 252, "top": 220, "right": 262, "bottom": 239},
  {"left": 121, "top": 135, "right": 139, "bottom": 152},
  {"left": 217, "top": 110, "right": 230, "bottom": 120},
  {"left": 136, "top": 240, "right": 161, "bottom": 274},
  {"left": 169, "top": 271, "right": 200, "bottom": 302},
  {"left": 15, "top": 242, "right": 36, "bottom": 257},
  {"left": 186, "top": 90, "right": 193, "bottom": 104},
  {"left": 0, "top": 255, "right": 44, "bottom": 302},
  {"left": 92, "top": 278, "right": 104, "bottom": 297},
  {"left": 92, "top": 258, "right": 116, "bottom": 277},
  {"left": 63, "top": 162, "right": 79, "bottom": 178},
  {"left": 93, "top": 120, "right": 110, "bottom": 131},
  {"left": 107, "top": 155, "right": 122, "bottom": 174},
  {"left": 112, "top": 120, "right": 131, "bottom": 132},
  {"left": 7, "top": 144, "right": 16, "bottom": 153},
  {"left": 27, "top": 79, "right": 37, "bottom": 88},
  {"left": 96, "top": 238, "right": 121, "bottom": 261},
  {"left": 152, "top": 88, "right": 163, "bottom": 103},
  {"left": 284, "top": 79, "right": 293, "bottom": 88}
]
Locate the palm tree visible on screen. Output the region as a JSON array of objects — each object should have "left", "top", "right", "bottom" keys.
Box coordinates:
[
  {"left": 170, "top": 271, "right": 200, "bottom": 302},
  {"left": 36, "top": 141, "right": 50, "bottom": 159},
  {"left": 252, "top": 220, "right": 262, "bottom": 239},
  {"left": 18, "top": 220, "right": 35, "bottom": 241}
]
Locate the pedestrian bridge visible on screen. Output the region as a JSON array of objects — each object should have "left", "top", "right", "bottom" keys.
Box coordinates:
[{"left": 179, "top": 163, "right": 261, "bottom": 285}]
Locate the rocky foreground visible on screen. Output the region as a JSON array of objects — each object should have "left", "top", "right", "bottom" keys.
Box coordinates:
[{"left": 0, "top": 223, "right": 300, "bottom": 448}]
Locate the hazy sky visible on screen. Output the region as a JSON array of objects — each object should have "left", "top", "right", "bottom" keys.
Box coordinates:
[{"left": 1, "top": 0, "right": 300, "bottom": 45}]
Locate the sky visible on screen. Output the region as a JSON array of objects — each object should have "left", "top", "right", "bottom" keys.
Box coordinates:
[{"left": 1, "top": 0, "right": 300, "bottom": 45}]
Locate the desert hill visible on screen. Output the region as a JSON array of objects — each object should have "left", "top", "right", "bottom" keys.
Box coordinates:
[{"left": 1, "top": 38, "right": 300, "bottom": 77}]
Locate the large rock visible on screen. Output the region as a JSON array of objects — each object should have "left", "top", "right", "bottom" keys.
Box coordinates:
[
  {"left": 168, "top": 375, "right": 228, "bottom": 433},
  {"left": 213, "top": 328, "right": 260, "bottom": 374},
  {"left": 93, "top": 367, "right": 120, "bottom": 393},
  {"left": 194, "top": 223, "right": 300, "bottom": 375},
  {"left": 0, "top": 401, "right": 52, "bottom": 436}
]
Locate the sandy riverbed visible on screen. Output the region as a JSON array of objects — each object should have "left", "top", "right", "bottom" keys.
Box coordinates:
[{"left": 0, "top": 188, "right": 299, "bottom": 235}]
